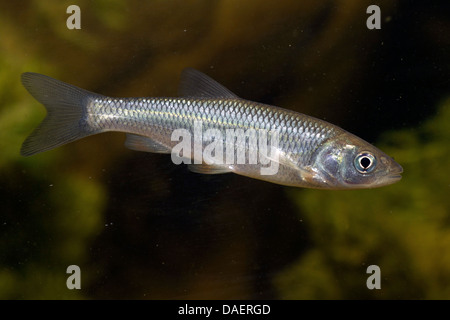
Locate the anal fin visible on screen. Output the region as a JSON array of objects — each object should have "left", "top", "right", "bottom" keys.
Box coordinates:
[{"left": 125, "top": 134, "right": 171, "bottom": 154}]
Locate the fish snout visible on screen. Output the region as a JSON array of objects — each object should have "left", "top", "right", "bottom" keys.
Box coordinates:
[
  {"left": 387, "top": 160, "right": 403, "bottom": 181},
  {"left": 379, "top": 155, "right": 403, "bottom": 181}
]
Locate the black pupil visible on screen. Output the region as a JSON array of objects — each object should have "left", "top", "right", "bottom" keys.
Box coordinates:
[{"left": 360, "top": 157, "right": 371, "bottom": 169}]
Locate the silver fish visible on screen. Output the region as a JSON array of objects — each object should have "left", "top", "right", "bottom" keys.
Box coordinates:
[{"left": 20, "top": 68, "right": 402, "bottom": 189}]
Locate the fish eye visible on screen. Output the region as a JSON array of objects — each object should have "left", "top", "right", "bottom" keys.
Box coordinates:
[{"left": 354, "top": 152, "right": 376, "bottom": 174}]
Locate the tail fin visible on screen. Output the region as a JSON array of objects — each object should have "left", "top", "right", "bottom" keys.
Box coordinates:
[{"left": 20, "top": 73, "right": 101, "bottom": 156}]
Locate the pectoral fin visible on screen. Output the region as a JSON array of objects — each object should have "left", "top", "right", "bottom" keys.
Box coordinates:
[
  {"left": 263, "top": 148, "right": 318, "bottom": 181},
  {"left": 262, "top": 147, "right": 298, "bottom": 170}
]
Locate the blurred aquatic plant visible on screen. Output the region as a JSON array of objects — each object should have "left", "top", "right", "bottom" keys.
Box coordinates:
[
  {"left": 0, "top": 169, "right": 105, "bottom": 299},
  {"left": 0, "top": 2, "right": 107, "bottom": 298},
  {"left": 276, "top": 98, "right": 450, "bottom": 299}
]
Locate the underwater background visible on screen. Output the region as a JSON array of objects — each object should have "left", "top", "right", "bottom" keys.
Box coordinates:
[{"left": 0, "top": 0, "right": 449, "bottom": 299}]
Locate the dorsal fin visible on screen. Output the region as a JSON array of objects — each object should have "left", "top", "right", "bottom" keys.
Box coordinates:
[{"left": 178, "top": 68, "right": 239, "bottom": 98}]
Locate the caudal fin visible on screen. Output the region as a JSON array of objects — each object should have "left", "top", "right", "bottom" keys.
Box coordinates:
[{"left": 20, "top": 73, "right": 102, "bottom": 156}]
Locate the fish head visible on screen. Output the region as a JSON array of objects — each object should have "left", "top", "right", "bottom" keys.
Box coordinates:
[{"left": 311, "top": 133, "right": 403, "bottom": 189}]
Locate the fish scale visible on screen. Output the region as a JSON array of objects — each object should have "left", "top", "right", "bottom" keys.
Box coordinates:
[{"left": 88, "top": 96, "right": 338, "bottom": 168}]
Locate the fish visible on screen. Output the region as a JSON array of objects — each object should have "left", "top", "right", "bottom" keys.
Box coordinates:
[{"left": 20, "top": 68, "right": 403, "bottom": 189}]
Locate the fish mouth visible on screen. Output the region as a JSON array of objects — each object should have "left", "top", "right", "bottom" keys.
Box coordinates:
[
  {"left": 377, "top": 172, "right": 402, "bottom": 187},
  {"left": 387, "top": 164, "right": 403, "bottom": 181}
]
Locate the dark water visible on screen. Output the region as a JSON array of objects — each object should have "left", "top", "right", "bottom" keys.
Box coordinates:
[{"left": 0, "top": 1, "right": 449, "bottom": 299}]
